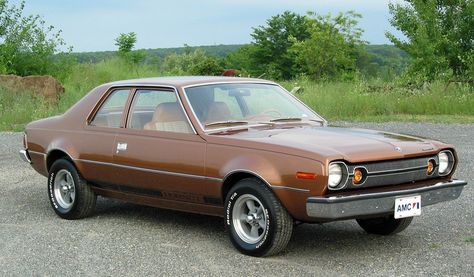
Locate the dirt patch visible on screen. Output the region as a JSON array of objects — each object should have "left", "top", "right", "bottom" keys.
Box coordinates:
[{"left": 0, "top": 74, "right": 64, "bottom": 103}]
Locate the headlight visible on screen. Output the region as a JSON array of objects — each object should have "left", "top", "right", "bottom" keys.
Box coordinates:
[
  {"left": 328, "top": 163, "right": 343, "bottom": 188},
  {"left": 438, "top": 150, "right": 454, "bottom": 175}
]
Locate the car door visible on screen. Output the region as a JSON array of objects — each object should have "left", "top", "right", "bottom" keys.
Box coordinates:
[
  {"left": 78, "top": 88, "right": 133, "bottom": 186},
  {"left": 112, "top": 87, "right": 209, "bottom": 204}
]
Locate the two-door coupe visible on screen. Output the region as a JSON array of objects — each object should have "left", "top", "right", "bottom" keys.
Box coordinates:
[{"left": 20, "top": 77, "right": 467, "bottom": 256}]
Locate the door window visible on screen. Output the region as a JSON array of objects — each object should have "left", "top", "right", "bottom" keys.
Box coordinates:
[
  {"left": 90, "top": 89, "right": 130, "bottom": 128},
  {"left": 128, "top": 89, "right": 192, "bottom": 133}
]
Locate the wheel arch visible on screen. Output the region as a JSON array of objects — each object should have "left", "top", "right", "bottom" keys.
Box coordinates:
[
  {"left": 221, "top": 170, "right": 274, "bottom": 202},
  {"left": 46, "top": 149, "right": 75, "bottom": 172}
]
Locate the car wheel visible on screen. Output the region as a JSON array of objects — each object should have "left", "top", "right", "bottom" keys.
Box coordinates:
[
  {"left": 48, "top": 159, "right": 96, "bottom": 219},
  {"left": 225, "top": 178, "right": 293, "bottom": 256},
  {"left": 356, "top": 216, "right": 413, "bottom": 235}
]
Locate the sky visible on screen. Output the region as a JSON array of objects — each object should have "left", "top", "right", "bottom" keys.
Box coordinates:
[{"left": 19, "top": 0, "right": 402, "bottom": 52}]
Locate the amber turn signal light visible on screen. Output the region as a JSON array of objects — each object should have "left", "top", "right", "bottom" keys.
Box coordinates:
[
  {"left": 427, "top": 159, "right": 435, "bottom": 175},
  {"left": 353, "top": 168, "right": 364, "bottom": 185},
  {"left": 296, "top": 172, "right": 317, "bottom": 180}
]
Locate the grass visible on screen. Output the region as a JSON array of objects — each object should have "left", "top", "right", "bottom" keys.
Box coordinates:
[
  {"left": 464, "top": 236, "right": 474, "bottom": 243},
  {"left": 281, "top": 78, "right": 474, "bottom": 123},
  {"left": 1, "top": 59, "right": 473, "bottom": 131}
]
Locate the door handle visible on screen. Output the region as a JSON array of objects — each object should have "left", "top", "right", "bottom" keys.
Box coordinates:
[{"left": 116, "top": 142, "right": 127, "bottom": 153}]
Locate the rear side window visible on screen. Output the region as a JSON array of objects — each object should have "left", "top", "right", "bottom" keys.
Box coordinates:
[{"left": 90, "top": 89, "right": 130, "bottom": 128}]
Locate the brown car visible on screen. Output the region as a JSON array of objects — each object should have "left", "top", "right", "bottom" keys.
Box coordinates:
[{"left": 20, "top": 76, "right": 467, "bottom": 256}]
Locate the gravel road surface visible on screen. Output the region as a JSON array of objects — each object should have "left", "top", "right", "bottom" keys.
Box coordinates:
[{"left": 0, "top": 122, "right": 472, "bottom": 276}]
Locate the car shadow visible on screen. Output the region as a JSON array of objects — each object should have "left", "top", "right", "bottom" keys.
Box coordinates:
[{"left": 92, "top": 197, "right": 415, "bottom": 257}]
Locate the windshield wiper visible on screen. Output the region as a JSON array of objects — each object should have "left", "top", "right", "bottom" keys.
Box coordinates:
[
  {"left": 269, "top": 117, "right": 303, "bottom": 122},
  {"left": 204, "top": 120, "right": 249, "bottom": 128}
]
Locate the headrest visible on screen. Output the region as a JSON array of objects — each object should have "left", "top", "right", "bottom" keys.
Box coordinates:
[
  {"left": 206, "top": 101, "right": 232, "bottom": 123},
  {"left": 152, "top": 102, "right": 187, "bottom": 122}
]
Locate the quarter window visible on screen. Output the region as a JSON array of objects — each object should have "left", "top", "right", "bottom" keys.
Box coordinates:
[
  {"left": 128, "top": 89, "right": 192, "bottom": 133},
  {"left": 90, "top": 89, "right": 130, "bottom": 128}
]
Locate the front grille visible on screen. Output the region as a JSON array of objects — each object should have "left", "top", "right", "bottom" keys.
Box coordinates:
[{"left": 342, "top": 155, "right": 439, "bottom": 190}]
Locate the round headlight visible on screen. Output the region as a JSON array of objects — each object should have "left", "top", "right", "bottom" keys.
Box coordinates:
[
  {"left": 438, "top": 151, "right": 451, "bottom": 175},
  {"left": 328, "top": 163, "right": 343, "bottom": 188}
]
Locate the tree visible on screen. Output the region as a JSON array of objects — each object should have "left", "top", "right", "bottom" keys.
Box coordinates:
[
  {"left": 386, "top": 0, "right": 474, "bottom": 81},
  {"left": 291, "top": 11, "right": 366, "bottom": 80},
  {"left": 0, "top": 0, "right": 71, "bottom": 78},
  {"left": 114, "top": 32, "right": 145, "bottom": 66},
  {"left": 162, "top": 49, "right": 222, "bottom": 76},
  {"left": 251, "top": 11, "right": 311, "bottom": 79},
  {"left": 115, "top": 32, "right": 137, "bottom": 54}
]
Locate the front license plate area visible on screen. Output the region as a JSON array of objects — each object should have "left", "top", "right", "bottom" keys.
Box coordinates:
[{"left": 394, "top": 195, "right": 421, "bottom": 219}]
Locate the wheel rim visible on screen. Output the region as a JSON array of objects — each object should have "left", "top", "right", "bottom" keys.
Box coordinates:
[
  {"left": 53, "top": 169, "right": 76, "bottom": 210},
  {"left": 232, "top": 194, "right": 268, "bottom": 244}
]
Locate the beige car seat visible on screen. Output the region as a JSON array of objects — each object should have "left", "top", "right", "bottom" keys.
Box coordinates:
[{"left": 144, "top": 102, "right": 192, "bottom": 133}]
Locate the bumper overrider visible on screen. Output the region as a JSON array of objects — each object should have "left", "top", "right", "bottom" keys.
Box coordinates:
[
  {"left": 306, "top": 180, "right": 467, "bottom": 220},
  {"left": 20, "top": 149, "right": 31, "bottom": 163}
]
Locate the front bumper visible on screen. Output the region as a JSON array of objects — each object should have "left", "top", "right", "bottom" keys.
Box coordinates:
[
  {"left": 19, "top": 149, "right": 31, "bottom": 163},
  {"left": 306, "top": 180, "right": 467, "bottom": 220}
]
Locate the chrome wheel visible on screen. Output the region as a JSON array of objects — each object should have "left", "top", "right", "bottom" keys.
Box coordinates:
[
  {"left": 232, "top": 194, "right": 268, "bottom": 244},
  {"left": 53, "top": 169, "right": 76, "bottom": 210}
]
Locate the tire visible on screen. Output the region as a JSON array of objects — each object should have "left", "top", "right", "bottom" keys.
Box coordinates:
[
  {"left": 48, "top": 159, "right": 96, "bottom": 219},
  {"left": 356, "top": 216, "right": 413, "bottom": 235},
  {"left": 224, "top": 178, "right": 293, "bottom": 257}
]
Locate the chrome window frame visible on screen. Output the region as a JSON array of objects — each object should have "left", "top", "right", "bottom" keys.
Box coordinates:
[{"left": 92, "top": 84, "right": 198, "bottom": 135}]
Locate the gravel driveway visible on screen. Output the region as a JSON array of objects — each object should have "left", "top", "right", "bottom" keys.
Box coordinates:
[{"left": 0, "top": 122, "right": 472, "bottom": 276}]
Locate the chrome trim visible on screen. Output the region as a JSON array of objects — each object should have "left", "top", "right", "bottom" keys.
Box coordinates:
[
  {"left": 19, "top": 149, "right": 31, "bottom": 163},
  {"left": 327, "top": 161, "right": 350, "bottom": 191},
  {"left": 28, "top": 150, "right": 46, "bottom": 156},
  {"left": 362, "top": 164, "right": 428, "bottom": 176},
  {"left": 271, "top": 185, "right": 310, "bottom": 192},
  {"left": 275, "top": 83, "right": 327, "bottom": 126},
  {"left": 438, "top": 150, "right": 455, "bottom": 176},
  {"left": 88, "top": 84, "right": 198, "bottom": 135},
  {"left": 306, "top": 179, "right": 467, "bottom": 220},
  {"left": 181, "top": 81, "right": 327, "bottom": 133},
  {"left": 222, "top": 169, "right": 310, "bottom": 193},
  {"left": 75, "top": 158, "right": 222, "bottom": 182}
]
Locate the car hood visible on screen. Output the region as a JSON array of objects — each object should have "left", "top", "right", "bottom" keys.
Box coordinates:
[{"left": 211, "top": 126, "right": 444, "bottom": 163}]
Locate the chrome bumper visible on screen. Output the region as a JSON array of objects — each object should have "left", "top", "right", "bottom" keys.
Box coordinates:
[
  {"left": 306, "top": 180, "right": 467, "bottom": 220},
  {"left": 19, "top": 149, "right": 31, "bottom": 163}
]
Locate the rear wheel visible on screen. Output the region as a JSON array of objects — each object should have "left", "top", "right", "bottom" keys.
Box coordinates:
[
  {"left": 356, "top": 216, "right": 413, "bottom": 235},
  {"left": 225, "top": 178, "right": 293, "bottom": 256},
  {"left": 48, "top": 159, "right": 96, "bottom": 219}
]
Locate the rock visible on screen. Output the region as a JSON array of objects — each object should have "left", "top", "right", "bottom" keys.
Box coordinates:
[{"left": 0, "top": 75, "right": 65, "bottom": 103}]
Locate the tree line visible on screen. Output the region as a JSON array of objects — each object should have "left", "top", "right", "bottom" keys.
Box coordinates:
[{"left": 1, "top": 0, "right": 472, "bottom": 83}]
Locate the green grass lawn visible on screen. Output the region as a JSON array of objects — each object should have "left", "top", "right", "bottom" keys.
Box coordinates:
[{"left": 1, "top": 59, "right": 473, "bottom": 131}]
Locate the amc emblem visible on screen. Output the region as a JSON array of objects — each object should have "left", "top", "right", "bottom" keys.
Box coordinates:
[{"left": 395, "top": 146, "right": 402, "bottom": 152}]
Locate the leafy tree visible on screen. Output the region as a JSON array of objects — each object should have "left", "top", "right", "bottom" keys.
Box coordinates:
[
  {"left": 251, "top": 11, "right": 310, "bottom": 79},
  {"left": 225, "top": 44, "right": 260, "bottom": 77},
  {"left": 386, "top": 0, "right": 474, "bottom": 81},
  {"left": 291, "top": 11, "right": 366, "bottom": 80},
  {"left": 114, "top": 32, "right": 145, "bottom": 66},
  {"left": 115, "top": 32, "right": 137, "bottom": 54},
  {"left": 162, "top": 49, "right": 222, "bottom": 75},
  {"left": 0, "top": 0, "right": 72, "bottom": 78}
]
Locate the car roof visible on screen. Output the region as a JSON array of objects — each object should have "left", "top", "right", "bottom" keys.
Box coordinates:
[{"left": 105, "top": 76, "right": 275, "bottom": 88}]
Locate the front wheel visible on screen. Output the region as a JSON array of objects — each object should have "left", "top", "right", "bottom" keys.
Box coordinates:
[
  {"left": 48, "top": 159, "right": 96, "bottom": 219},
  {"left": 225, "top": 178, "right": 293, "bottom": 256},
  {"left": 356, "top": 216, "right": 413, "bottom": 235}
]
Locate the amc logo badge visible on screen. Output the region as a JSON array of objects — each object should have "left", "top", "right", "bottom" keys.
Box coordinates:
[{"left": 394, "top": 195, "right": 422, "bottom": 219}]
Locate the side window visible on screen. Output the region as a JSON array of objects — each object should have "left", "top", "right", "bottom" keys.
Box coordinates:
[
  {"left": 128, "top": 89, "right": 192, "bottom": 134},
  {"left": 90, "top": 89, "right": 130, "bottom": 128}
]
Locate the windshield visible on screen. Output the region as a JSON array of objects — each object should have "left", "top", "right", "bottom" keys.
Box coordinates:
[{"left": 184, "top": 83, "right": 325, "bottom": 130}]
